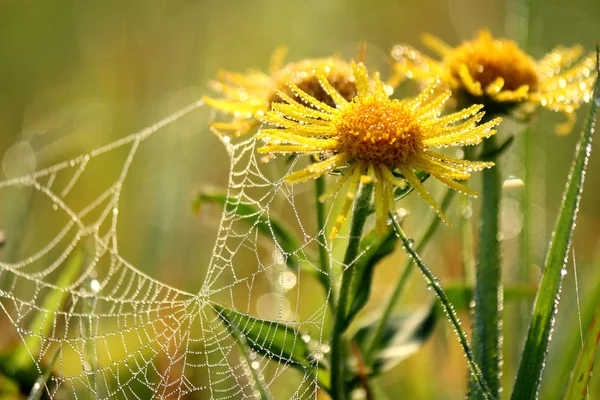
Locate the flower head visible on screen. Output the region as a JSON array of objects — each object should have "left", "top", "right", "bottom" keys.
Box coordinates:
[
  {"left": 258, "top": 62, "right": 500, "bottom": 238},
  {"left": 392, "top": 29, "right": 595, "bottom": 134},
  {"left": 203, "top": 47, "right": 357, "bottom": 137}
]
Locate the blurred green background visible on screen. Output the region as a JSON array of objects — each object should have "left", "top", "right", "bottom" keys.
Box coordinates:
[{"left": 1, "top": 0, "right": 599, "bottom": 398}]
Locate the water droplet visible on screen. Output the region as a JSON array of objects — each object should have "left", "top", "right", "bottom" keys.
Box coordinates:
[
  {"left": 251, "top": 361, "right": 260, "bottom": 370},
  {"left": 90, "top": 279, "right": 101, "bottom": 292},
  {"left": 503, "top": 177, "right": 524, "bottom": 189},
  {"left": 279, "top": 271, "right": 297, "bottom": 291},
  {"left": 301, "top": 334, "right": 311, "bottom": 343},
  {"left": 52, "top": 203, "right": 58, "bottom": 211},
  {"left": 313, "top": 350, "right": 323, "bottom": 361},
  {"left": 462, "top": 205, "right": 473, "bottom": 219},
  {"left": 351, "top": 388, "right": 367, "bottom": 400},
  {"left": 561, "top": 268, "right": 568, "bottom": 276}
]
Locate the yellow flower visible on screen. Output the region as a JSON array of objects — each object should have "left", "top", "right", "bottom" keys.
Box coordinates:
[
  {"left": 203, "top": 47, "right": 357, "bottom": 137},
  {"left": 258, "top": 62, "right": 501, "bottom": 239},
  {"left": 391, "top": 29, "right": 595, "bottom": 134}
]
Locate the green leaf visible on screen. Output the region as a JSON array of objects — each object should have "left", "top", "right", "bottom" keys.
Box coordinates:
[
  {"left": 353, "top": 305, "right": 436, "bottom": 376},
  {"left": 345, "top": 229, "right": 398, "bottom": 325},
  {"left": 511, "top": 53, "right": 599, "bottom": 400},
  {"left": 563, "top": 302, "right": 600, "bottom": 400},
  {"left": 211, "top": 303, "right": 330, "bottom": 392},
  {"left": 194, "top": 192, "right": 301, "bottom": 262},
  {"left": 193, "top": 191, "right": 327, "bottom": 287}
]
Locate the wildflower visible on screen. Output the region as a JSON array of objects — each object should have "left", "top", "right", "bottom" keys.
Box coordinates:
[
  {"left": 203, "top": 47, "right": 357, "bottom": 137},
  {"left": 391, "top": 29, "right": 595, "bottom": 134},
  {"left": 258, "top": 62, "right": 500, "bottom": 238}
]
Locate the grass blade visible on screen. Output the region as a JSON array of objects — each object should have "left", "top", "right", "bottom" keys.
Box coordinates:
[
  {"left": 511, "top": 51, "right": 599, "bottom": 400},
  {"left": 563, "top": 301, "right": 600, "bottom": 400}
]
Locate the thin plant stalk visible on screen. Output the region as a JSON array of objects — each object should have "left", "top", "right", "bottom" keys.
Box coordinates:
[
  {"left": 363, "top": 188, "right": 455, "bottom": 364},
  {"left": 390, "top": 215, "right": 495, "bottom": 400},
  {"left": 469, "top": 132, "right": 503, "bottom": 399},
  {"left": 330, "top": 183, "right": 374, "bottom": 400}
]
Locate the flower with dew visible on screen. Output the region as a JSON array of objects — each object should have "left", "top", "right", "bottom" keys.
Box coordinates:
[
  {"left": 203, "top": 47, "right": 358, "bottom": 137},
  {"left": 391, "top": 29, "right": 595, "bottom": 134},
  {"left": 257, "top": 62, "right": 501, "bottom": 239}
]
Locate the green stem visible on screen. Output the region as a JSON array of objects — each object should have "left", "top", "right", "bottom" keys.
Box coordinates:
[
  {"left": 469, "top": 133, "right": 502, "bottom": 399},
  {"left": 315, "top": 176, "right": 336, "bottom": 309},
  {"left": 363, "top": 188, "right": 455, "bottom": 364},
  {"left": 508, "top": 0, "right": 538, "bottom": 385},
  {"left": 510, "top": 0, "right": 537, "bottom": 297},
  {"left": 461, "top": 146, "right": 476, "bottom": 286},
  {"left": 390, "top": 216, "right": 495, "bottom": 400},
  {"left": 330, "top": 183, "right": 373, "bottom": 400},
  {"left": 519, "top": 128, "right": 534, "bottom": 279},
  {"left": 517, "top": 0, "right": 537, "bottom": 281}
]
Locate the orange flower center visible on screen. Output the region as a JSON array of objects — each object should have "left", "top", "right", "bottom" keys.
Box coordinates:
[
  {"left": 445, "top": 32, "right": 539, "bottom": 92},
  {"left": 335, "top": 96, "right": 424, "bottom": 165},
  {"left": 268, "top": 59, "right": 358, "bottom": 107}
]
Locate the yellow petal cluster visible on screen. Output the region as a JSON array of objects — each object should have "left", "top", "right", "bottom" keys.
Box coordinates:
[
  {"left": 258, "top": 63, "right": 499, "bottom": 238},
  {"left": 392, "top": 29, "right": 595, "bottom": 134}
]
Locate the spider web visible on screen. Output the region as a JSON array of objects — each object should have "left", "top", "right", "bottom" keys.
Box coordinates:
[{"left": 0, "top": 99, "right": 361, "bottom": 399}]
